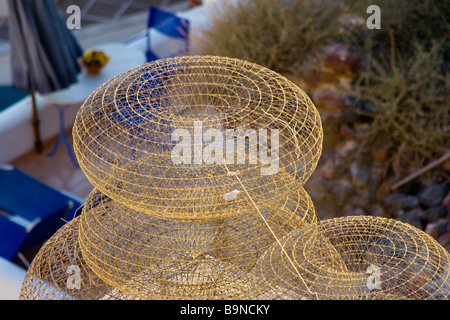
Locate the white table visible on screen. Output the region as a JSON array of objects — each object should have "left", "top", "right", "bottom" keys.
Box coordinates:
[{"left": 42, "top": 42, "right": 146, "bottom": 166}]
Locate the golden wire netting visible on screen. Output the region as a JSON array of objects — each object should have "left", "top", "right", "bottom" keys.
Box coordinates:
[
  {"left": 19, "top": 216, "right": 135, "bottom": 300},
  {"left": 19, "top": 55, "right": 450, "bottom": 300},
  {"left": 72, "top": 55, "right": 323, "bottom": 215},
  {"left": 251, "top": 215, "right": 450, "bottom": 300},
  {"left": 21, "top": 55, "right": 323, "bottom": 300},
  {"left": 77, "top": 185, "right": 316, "bottom": 300}
]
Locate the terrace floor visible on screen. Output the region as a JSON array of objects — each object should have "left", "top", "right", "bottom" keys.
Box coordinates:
[{"left": 10, "top": 127, "right": 93, "bottom": 201}]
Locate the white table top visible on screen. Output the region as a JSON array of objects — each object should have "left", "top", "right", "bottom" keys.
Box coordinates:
[{"left": 41, "top": 42, "right": 146, "bottom": 105}]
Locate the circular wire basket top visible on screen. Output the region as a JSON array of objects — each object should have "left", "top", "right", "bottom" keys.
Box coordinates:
[
  {"left": 73, "top": 55, "right": 323, "bottom": 212},
  {"left": 251, "top": 215, "right": 450, "bottom": 300}
]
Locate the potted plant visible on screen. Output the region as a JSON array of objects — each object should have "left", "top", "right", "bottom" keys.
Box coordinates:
[{"left": 81, "top": 50, "right": 110, "bottom": 75}]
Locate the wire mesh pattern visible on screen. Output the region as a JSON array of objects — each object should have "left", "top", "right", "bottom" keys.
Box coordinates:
[
  {"left": 19, "top": 55, "right": 450, "bottom": 300},
  {"left": 251, "top": 216, "right": 450, "bottom": 300},
  {"left": 72, "top": 55, "right": 323, "bottom": 215},
  {"left": 77, "top": 186, "right": 316, "bottom": 299},
  {"left": 19, "top": 217, "right": 135, "bottom": 300}
]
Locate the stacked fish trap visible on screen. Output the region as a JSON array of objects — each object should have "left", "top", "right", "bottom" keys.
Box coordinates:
[{"left": 20, "top": 56, "right": 450, "bottom": 300}]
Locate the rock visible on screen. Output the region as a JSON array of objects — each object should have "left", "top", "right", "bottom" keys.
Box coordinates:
[
  {"left": 343, "top": 207, "right": 365, "bottom": 217},
  {"left": 334, "top": 140, "right": 358, "bottom": 158},
  {"left": 435, "top": 219, "right": 450, "bottom": 236},
  {"left": 438, "top": 233, "right": 450, "bottom": 247},
  {"left": 339, "top": 123, "right": 357, "bottom": 140},
  {"left": 443, "top": 191, "right": 450, "bottom": 215},
  {"left": 392, "top": 162, "right": 407, "bottom": 183},
  {"left": 324, "top": 179, "right": 354, "bottom": 205},
  {"left": 425, "top": 219, "right": 450, "bottom": 240},
  {"left": 371, "top": 144, "right": 391, "bottom": 163},
  {"left": 368, "top": 204, "right": 385, "bottom": 217},
  {"left": 375, "top": 181, "right": 393, "bottom": 204},
  {"left": 369, "top": 163, "right": 386, "bottom": 197},
  {"left": 352, "top": 122, "right": 371, "bottom": 137},
  {"left": 442, "top": 159, "right": 450, "bottom": 172},
  {"left": 385, "top": 193, "right": 420, "bottom": 213},
  {"left": 425, "top": 221, "right": 440, "bottom": 239},
  {"left": 312, "top": 87, "right": 346, "bottom": 112},
  {"left": 398, "top": 210, "right": 423, "bottom": 230},
  {"left": 320, "top": 112, "right": 343, "bottom": 149},
  {"left": 353, "top": 98, "right": 377, "bottom": 114},
  {"left": 317, "top": 159, "right": 335, "bottom": 179},
  {"left": 391, "top": 143, "right": 414, "bottom": 179},
  {"left": 322, "top": 43, "right": 363, "bottom": 75},
  {"left": 338, "top": 13, "right": 366, "bottom": 30},
  {"left": 303, "top": 67, "right": 340, "bottom": 88},
  {"left": 350, "top": 161, "right": 370, "bottom": 188},
  {"left": 422, "top": 206, "right": 447, "bottom": 224},
  {"left": 340, "top": 98, "right": 376, "bottom": 124},
  {"left": 419, "top": 183, "right": 449, "bottom": 208},
  {"left": 348, "top": 189, "right": 370, "bottom": 209},
  {"left": 408, "top": 207, "right": 425, "bottom": 221}
]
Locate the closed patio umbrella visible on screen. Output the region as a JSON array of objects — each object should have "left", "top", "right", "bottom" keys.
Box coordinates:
[{"left": 8, "top": 0, "right": 83, "bottom": 152}]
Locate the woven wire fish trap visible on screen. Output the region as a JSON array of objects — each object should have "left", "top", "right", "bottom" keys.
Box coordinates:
[
  {"left": 22, "top": 55, "right": 449, "bottom": 300},
  {"left": 72, "top": 55, "right": 323, "bottom": 215},
  {"left": 19, "top": 216, "right": 133, "bottom": 300},
  {"left": 77, "top": 185, "right": 316, "bottom": 300},
  {"left": 69, "top": 55, "right": 322, "bottom": 299},
  {"left": 251, "top": 215, "right": 450, "bottom": 300},
  {"left": 21, "top": 55, "right": 322, "bottom": 300},
  {"left": 19, "top": 183, "right": 316, "bottom": 300}
]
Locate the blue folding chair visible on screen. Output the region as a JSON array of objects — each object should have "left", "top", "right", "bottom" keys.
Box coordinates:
[
  {"left": 145, "top": 7, "right": 190, "bottom": 62},
  {"left": 0, "top": 164, "right": 81, "bottom": 262}
]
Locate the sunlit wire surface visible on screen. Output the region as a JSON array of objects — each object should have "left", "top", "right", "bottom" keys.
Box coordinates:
[{"left": 20, "top": 56, "right": 450, "bottom": 300}]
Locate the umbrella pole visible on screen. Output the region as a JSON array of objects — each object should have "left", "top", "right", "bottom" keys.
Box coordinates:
[{"left": 30, "top": 91, "right": 43, "bottom": 153}]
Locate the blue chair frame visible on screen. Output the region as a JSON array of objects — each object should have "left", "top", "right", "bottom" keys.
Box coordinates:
[{"left": 145, "top": 7, "right": 190, "bottom": 62}]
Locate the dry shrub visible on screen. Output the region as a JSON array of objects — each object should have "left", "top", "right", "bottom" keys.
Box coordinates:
[
  {"left": 353, "top": 38, "right": 450, "bottom": 165},
  {"left": 197, "top": 0, "right": 344, "bottom": 79}
]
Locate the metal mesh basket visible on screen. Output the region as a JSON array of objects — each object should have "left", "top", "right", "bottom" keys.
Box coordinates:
[{"left": 20, "top": 56, "right": 450, "bottom": 300}]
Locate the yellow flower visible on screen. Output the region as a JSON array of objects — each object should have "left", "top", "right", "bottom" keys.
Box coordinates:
[{"left": 82, "top": 50, "right": 110, "bottom": 67}]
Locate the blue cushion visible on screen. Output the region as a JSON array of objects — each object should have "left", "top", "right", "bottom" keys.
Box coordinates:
[
  {"left": 0, "top": 167, "right": 81, "bottom": 258},
  {"left": 0, "top": 215, "right": 27, "bottom": 260},
  {"left": 0, "top": 168, "right": 71, "bottom": 221}
]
